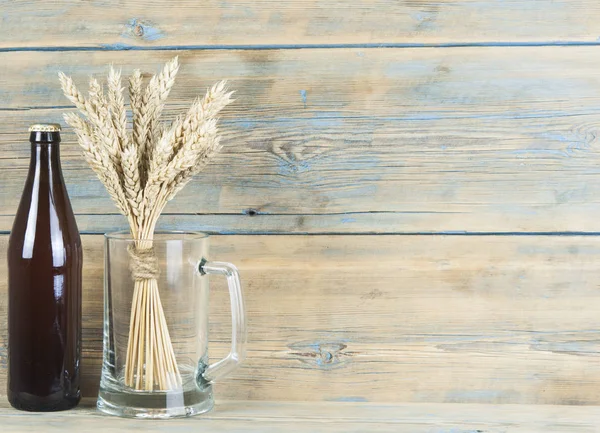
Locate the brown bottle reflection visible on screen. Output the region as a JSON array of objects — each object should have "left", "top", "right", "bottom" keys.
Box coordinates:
[{"left": 8, "top": 128, "right": 82, "bottom": 411}]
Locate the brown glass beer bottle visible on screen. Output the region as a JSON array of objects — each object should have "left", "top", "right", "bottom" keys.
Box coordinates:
[{"left": 7, "top": 124, "right": 82, "bottom": 411}]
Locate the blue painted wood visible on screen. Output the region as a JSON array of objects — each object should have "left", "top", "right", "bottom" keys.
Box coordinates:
[
  {"left": 3, "top": 0, "right": 600, "bottom": 49},
  {"left": 3, "top": 48, "right": 600, "bottom": 233},
  {"left": 5, "top": 214, "right": 600, "bottom": 236},
  {"left": 3, "top": 0, "right": 600, "bottom": 412}
]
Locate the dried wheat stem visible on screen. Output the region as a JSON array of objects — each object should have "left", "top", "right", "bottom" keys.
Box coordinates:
[
  {"left": 125, "top": 282, "right": 142, "bottom": 386},
  {"left": 150, "top": 285, "right": 167, "bottom": 389},
  {"left": 145, "top": 280, "right": 153, "bottom": 391},
  {"left": 136, "top": 282, "right": 147, "bottom": 390}
]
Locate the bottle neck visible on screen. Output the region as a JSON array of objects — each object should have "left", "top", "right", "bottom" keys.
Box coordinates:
[
  {"left": 28, "top": 140, "right": 63, "bottom": 184},
  {"left": 30, "top": 129, "right": 61, "bottom": 168},
  {"left": 30, "top": 139, "right": 61, "bottom": 162}
]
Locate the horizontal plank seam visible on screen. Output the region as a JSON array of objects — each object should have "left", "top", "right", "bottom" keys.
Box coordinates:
[
  {"left": 0, "top": 105, "right": 74, "bottom": 112},
  {"left": 0, "top": 211, "right": 458, "bottom": 217},
  {"left": 3, "top": 230, "right": 600, "bottom": 236},
  {"left": 4, "top": 41, "right": 600, "bottom": 52}
]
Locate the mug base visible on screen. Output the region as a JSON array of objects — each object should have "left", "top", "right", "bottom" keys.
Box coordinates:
[{"left": 97, "top": 386, "right": 214, "bottom": 419}]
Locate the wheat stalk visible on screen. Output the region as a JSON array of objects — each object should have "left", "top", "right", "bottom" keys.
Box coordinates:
[{"left": 60, "top": 58, "right": 233, "bottom": 391}]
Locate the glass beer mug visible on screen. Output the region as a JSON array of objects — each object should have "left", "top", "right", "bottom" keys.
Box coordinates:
[{"left": 98, "top": 231, "right": 246, "bottom": 418}]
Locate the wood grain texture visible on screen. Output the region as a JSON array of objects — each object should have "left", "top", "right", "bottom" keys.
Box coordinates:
[
  {"left": 2, "top": 234, "right": 600, "bottom": 404},
  {"left": 1, "top": 0, "right": 600, "bottom": 48},
  {"left": 2, "top": 399, "right": 600, "bottom": 432},
  {"left": 2, "top": 48, "right": 600, "bottom": 233},
  {"left": 2, "top": 0, "right": 600, "bottom": 416}
]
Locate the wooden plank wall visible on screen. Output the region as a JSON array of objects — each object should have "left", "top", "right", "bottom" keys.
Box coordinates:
[{"left": 1, "top": 1, "right": 600, "bottom": 405}]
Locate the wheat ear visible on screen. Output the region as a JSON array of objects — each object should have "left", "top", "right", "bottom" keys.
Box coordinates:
[
  {"left": 63, "top": 113, "right": 130, "bottom": 216},
  {"left": 144, "top": 56, "right": 179, "bottom": 142},
  {"left": 174, "top": 81, "right": 234, "bottom": 152},
  {"left": 59, "top": 72, "right": 103, "bottom": 126},
  {"left": 137, "top": 57, "right": 180, "bottom": 183},
  {"left": 88, "top": 77, "right": 123, "bottom": 172},
  {"left": 108, "top": 66, "right": 129, "bottom": 152},
  {"left": 129, "top": 69, "right": 143, "bottom": 147},
  {"left": 122, "top": 145, "right": 143, "bottom": 224}
]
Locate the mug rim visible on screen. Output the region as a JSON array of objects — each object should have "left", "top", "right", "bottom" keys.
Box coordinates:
[{"left": 104, "top": 230, "right": 210, "bottom": 241}]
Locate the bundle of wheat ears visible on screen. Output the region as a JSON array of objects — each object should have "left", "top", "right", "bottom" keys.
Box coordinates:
[{"left": 59, "top": 57, "right": 233, "bottom": 391}]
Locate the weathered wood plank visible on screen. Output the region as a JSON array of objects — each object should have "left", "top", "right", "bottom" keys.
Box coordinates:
[
  {"left": 2, "top": 400, "right": 600, "bottom": 432},
  {"left": 0, "top": 213, "right": 516, "bottom": 236},
  {"left": 2, "top": 48, "right": 600, "bottom": 232},
  {"left": 2, "top": 234, "right": 600, "bottom": 404},
  {"left": 1, "top": 0, "right": 600, "bottom": 48},
  {"left": 0, "top": 47, "right": 600, "bottom": 233}
]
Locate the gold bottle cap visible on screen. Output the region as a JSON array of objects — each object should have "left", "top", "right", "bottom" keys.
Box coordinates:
[{"left": 29, "top": 123, "right": 62, "bottom": 132}]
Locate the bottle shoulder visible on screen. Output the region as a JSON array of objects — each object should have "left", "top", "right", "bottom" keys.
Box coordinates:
[
  {"left": 10, "top": 141, "right": 81, "bottom": 261},
  {"left": 9, "top": 209, "right": 82, "bottom": 263}
]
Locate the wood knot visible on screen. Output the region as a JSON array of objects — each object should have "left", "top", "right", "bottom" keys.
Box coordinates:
[
  {"left": 287, "top": 341, "right": 352, "bottom": 370},
  {"left": 134, "top": 23, "right": 144, "bottom": 37},
  {"left": 124, "top": 18, "right": 164, "bottom": 42},
  {"left": 127, "top": 245, "right": 160, "bottom": 280}
]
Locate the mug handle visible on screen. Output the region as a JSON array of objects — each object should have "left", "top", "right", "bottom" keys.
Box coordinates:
[{"left": 198, "top": 258, "right": 247, "bottom": 382}]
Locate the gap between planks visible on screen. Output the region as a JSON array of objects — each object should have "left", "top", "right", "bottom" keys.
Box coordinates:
[
  {"left": 4, "top": 41, "right": 600, "bottom": 53},
  {"left": 4, "top": 213, "right": 600, "bottom": 236}
]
